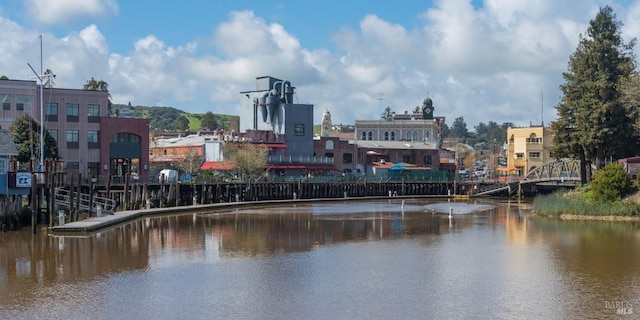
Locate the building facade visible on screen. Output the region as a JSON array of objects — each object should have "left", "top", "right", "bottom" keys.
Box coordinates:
[
  {"left": 352, "top": 106, "right": 445, "bottom": 174},
  {"left": 0, "top": 79, "right": 149, "bottom": 182},
  {"left": 506, "top": 126, "right": 554, "bottom": 175}
]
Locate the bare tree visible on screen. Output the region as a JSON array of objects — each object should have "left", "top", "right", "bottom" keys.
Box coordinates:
[
  {"left": 223, "top": 143, "right": 268, "bottom": 180},
  {"left": 174, "top": 148, "right": 203, "bottom": 182}
]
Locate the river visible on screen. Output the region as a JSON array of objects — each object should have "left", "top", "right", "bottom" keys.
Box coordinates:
[{"left": 0, "top": 198, "right": 638, "bottom": 319}]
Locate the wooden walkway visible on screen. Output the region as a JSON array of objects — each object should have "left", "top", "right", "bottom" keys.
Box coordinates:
[{"left": 49, "top": 194, "right": 449, "bottom": 235}]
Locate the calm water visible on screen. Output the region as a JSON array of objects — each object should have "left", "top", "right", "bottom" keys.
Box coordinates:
[{"left": 1, "top": 199, "right": 638, "bottom": 319}]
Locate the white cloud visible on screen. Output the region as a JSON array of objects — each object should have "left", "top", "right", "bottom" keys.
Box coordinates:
[
  {"left": 2, "top": 1, "right": 640, "bottom": 130},
  {"left": 25, "top": 0, "right": 118, "bottom": 25}
]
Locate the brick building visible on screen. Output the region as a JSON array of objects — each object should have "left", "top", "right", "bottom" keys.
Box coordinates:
[{"left": 0, "top": 78, "right": 149, "bottom": 182}]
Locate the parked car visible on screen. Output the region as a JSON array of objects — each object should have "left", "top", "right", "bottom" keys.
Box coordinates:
[{"left": 158, "top": 169, "right": 178, "bottom": 182}]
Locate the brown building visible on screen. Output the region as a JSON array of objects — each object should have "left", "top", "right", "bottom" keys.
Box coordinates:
[{"left": 100, "top": 117, "right": 150, "bottom": 182}]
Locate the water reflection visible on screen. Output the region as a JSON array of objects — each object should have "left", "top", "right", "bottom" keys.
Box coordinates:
[{"left": 0, "top": 199, "right": 638, "bottom": 319}]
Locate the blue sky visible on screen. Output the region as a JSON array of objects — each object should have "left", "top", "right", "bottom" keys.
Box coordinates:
[{"left": 1, "top": 0, "right": 640, "bottom": 129}]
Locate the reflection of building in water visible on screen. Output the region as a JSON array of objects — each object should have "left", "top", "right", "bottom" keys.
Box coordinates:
[
  {"left": 201, "top": 207, "right": 475, "bottom": 255},
  {"left": 504, "top": 201, "right": 531, "bottom": 245}
]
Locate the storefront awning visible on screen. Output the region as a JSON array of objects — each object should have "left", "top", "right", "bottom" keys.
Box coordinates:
[
  {"left": 261, "top": 143, "right": 288, "bottom": 149},
  {"left": 201, "top": 161, "right": 235, "bottom": 171}
]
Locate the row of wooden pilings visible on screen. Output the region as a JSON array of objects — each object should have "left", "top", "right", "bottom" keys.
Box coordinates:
[
  {"left": 105, "top": 179, "right": 457, "bottom": 210},
  {"left": 23, "top": 176, "right": 478, "bottom": 234}
]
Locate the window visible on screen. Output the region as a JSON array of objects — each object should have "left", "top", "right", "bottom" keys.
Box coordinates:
[
  {"left": 325, "top": 140, "right": 334, "bottom": 150},
  {"left": 325, "top": 152, "right": 334, "bottom": 158},
  {"left": 529, "top": 152, "right": 541, "bottom": 158},
  {"left": 66, "top": 103, "right": 79, "bottom": 116},
  {"left": 88, "top": 104, "right": 100, "bottom": 123},
  {"left": 424, "top": 155, "right": 433, "bottom": 166},
  {"left": 390, "top": 131, "right": 396, "bottom": 141},
  {"left": 45, "top": 102, "right": 58, "bottom": 115},
  {"left": 67, "top": 130, "right": 79, "bottom": 148},
  {"left": 413, "top": 132, "right": 419, "bottom": 141},
  {"left": 16, "top": 95, "right": 32, "bottom": 112},
  {"left": 361, "top": 131, "right": 367, "bottom": 140},
  {"left": 66, "top": 103, "right": 79, "bottom": 122},
  {"left": 0, "top": 159, "right": 5, "bottom": 174},
  {"left": 88, "top": 130, "right": 99, "bottom": 149},
  {"left": 343, "top": 153, "right": 353, "bottom": 164},
  {"left": 48, "top": 129, "right": 58, "bottom": 142},
  {"left": 406, "top": 131, "right": 412, "bottom": 141},
  {"left": 515, "top": 153, "right": 524, "bottom": 159},
  {"left": 403, "top": 155, "right": 411, "bottom": 163},
  {"left": 67, "top": 130, "right": 79, "bottom": 142},
  {"left": 384, "top": 131, "right": 389, "bottom": 141},
  {"left": 45, "top": 102, "right": 58, "bottom": 121},
  {"left": 87, "top": 104, "right": 100, "bottom": 117},
  {"left": 294, "top": 124, "right": 305, "bottom": 136},
  {"left": 1, "top": 94, "right": 10, "bottom": 110},
  {"left": 527, "top": 137, "right": 542, "bottom": 143},
  {"left": 367, "top": 131, "right": 372, "bottom": 140},
  {"left": 87, "top": 130, "right": 99, "bottom": 143},
  {"left": 110, "top": 133, "right": 140, "bottom": 143}
]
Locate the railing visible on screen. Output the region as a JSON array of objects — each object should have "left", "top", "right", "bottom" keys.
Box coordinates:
[
  {"left": 54, "top": 188, "right": 117, "bottom": 214},
  {"left": 267, "top": 155, "right": 335, "bottom": 164}
]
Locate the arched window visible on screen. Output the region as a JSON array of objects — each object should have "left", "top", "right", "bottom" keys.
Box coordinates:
[
  {"left": 384, "top": 131, "right": 389, "bottom": 141},
  {"left": 367, "top": 131, "right": 372, "bottom": 140},
  {"left": 390, "top": 131, "right": 396, "bottom": 141},
  {"left": 406, "top": 131, "right": 412, "bottom": 141},
  {"left": 413, "top": 131, "right": 419, "bottom": 141},
  {"left": 325, "top": 140, "right": 334, "bottom": 150},
  {"left": 361, "top": 131, "right": 367, "bottom": 140}
]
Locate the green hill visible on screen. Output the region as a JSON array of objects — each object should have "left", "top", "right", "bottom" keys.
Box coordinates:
[{"left": 112, "top": 104, "right": 238, "bottom": 132}]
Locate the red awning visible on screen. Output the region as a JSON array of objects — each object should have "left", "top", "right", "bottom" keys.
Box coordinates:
[
  {"left": 261, "top": 143, "right": 288, "bottom": 149},
  {"left": 201, "top": 161, "right": 235, "bottom": 171}
]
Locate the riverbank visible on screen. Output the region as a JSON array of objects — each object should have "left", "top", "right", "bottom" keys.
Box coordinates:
[
  {"left": 532, "top": 190, "right": 640, "bottom": 220},
  {"left": 556, "top": 214, "right": 640, "bottom": 221}
]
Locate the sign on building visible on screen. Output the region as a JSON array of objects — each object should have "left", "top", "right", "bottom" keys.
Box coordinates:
[{"left": 16, "top": 172, "right": 32, "bottom": 188}]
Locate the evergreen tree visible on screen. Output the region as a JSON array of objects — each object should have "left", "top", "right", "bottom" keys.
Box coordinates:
[
  {"left": 176, "top": 115, "right": 190, "bottom": 131},
  {"left": 550, "top": 6, "right": 637, "bottom": 182},
  {"left": 9, "top": 115, "right": 59, "bottom": 163},
  {"left": 201, "top": 111, "right": 217, "bottom": 130},
  {"left": 450, "top": 117, "right": 469, "bottom": 141}
]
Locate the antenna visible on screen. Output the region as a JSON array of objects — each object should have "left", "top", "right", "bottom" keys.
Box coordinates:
[
  {"left": 377, "top": 92, "right": 384, "bottom": 111},
  {"left": 541, "top": 90, "right": 544, "bottom": 126}
]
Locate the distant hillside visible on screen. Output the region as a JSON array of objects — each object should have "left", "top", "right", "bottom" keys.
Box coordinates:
[{"left": 112, "top": 104, "right": 239, "bottom": 133}]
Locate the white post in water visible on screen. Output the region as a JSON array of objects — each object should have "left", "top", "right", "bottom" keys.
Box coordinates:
[{"left": 449, "top": 207, "right": 453, "bottom": 227}]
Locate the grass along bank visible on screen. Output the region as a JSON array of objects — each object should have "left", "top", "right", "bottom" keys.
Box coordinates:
[{"left": 532, "top": 190, "right": 640, "bottom": 219}]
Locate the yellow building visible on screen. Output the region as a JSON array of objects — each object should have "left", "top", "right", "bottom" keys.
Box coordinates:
[{"left": 506, "top": 126, "right": 554, "bottom": 176}]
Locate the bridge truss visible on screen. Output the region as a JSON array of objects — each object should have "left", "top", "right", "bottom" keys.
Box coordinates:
[{"left": 523, "top": 158, "right": 581, "bottom": 183}]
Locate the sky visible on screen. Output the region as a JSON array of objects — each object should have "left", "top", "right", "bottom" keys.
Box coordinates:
[{"left": 1, "top": 0, "right": 640, "bottom": 130}]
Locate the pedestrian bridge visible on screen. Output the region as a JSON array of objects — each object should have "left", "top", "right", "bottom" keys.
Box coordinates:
[
  {"left": 475, "top": 159, "right": 581, "bottom": 196},
  {"left": 522, "top": 158, "right": 581, "bottom": 183}
]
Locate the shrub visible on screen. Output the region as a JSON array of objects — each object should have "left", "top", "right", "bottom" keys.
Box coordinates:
[{"left": 590, "top": 162, "right": 632, "bottom": 202}]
